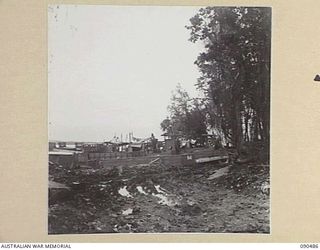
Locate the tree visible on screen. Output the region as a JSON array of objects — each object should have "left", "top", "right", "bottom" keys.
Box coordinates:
[
  {"left": 160, "top": 117, "right": 172, "bottom": 135},
  {"left": 160, "top": 84, "right": 207, "bottom": 143},
  {"left": 186, "top": 7, "right": 271, "bottom": 155},
  {"left": 184, "top": 99, "right": 207, "bottom": 144}
]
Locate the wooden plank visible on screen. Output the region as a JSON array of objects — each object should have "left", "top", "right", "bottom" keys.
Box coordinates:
[
  {"left": 49, "top": 181, "right": 70, "bottom": 190},
  {"left": 149, "top": 158, "right": 160, "bottom": 165},
  {"left": 195, "top": 155, "right": 229, "bottom": 164}
]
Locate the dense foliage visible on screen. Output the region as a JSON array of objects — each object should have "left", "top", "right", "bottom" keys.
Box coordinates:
[
  {"left": 162, "top": 7, "right": 271, "bottom": 156},
  {"left": 160, "top": 84, "right": 207, "bottom": 144}
]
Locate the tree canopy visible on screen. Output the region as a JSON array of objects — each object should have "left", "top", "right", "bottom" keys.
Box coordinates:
[
  {"left": 161, "top": 84, "right": 207, "bottom": 144},
  {"left": 186, "top": 7, "right": 271, "bottom": 152},
  {"left": 161, "top": 7, "right": 271, "bottom": 156}
]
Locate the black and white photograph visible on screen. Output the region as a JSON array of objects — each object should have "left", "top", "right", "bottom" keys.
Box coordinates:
[{"left": 48, "top": 5, "right": 271, "bottom": 234}]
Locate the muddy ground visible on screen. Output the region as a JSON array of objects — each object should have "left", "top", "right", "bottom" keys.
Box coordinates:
[{"left": 48, "top": 159, "right": 270, "bottom": 234}]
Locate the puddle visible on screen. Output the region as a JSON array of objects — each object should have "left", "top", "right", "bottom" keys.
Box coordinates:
[
  {"left": 136, "top": 186, "right": 147, "bottom": 195},
  {"left": 118, "top": 186, "right": 133, "bottom": 198},
  {"left": 122, "top": 208, "right": 133, "bottom": 215},
  {"left": 207, "top": 166, "right": 230, "bottom": 180},
  {"left": 152, "top": 185, "right": 178, "bottom": 206},
  {"left": 154, "top": 185, "right": 166, "bottom": 194},
  {"left": 137, "top": 184, "right": 179, "bottom": 207},
  {"left": 152, "top": 193, "right": 178, "bottom": 207}
]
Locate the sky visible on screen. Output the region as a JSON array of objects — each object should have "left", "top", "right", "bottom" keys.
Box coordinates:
[{"left": 48, "top": 5, "right": 203, "bottom": 142}]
